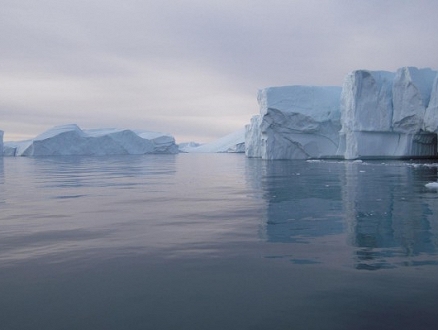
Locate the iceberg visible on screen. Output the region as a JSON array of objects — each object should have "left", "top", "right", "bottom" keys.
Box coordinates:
[
  {"left": 4, "top": 124, "right": 178, "bottom": 156},
  {"left": 246, "top": 67, "right": 438, "bottom": 160},
  {"left": 180, "top": 129, "right": 245, "bottom": 153},
  {"left": 245, "top": 86, "right": 342, "bottom": 159},
  {"left": 340, "top": 67, "right": 438, "bottom": 159}
]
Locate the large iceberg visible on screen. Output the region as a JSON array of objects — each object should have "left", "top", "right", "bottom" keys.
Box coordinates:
[
  {"left": 179, "top": 129, "right": 245, "bottom": 153},
  {"left": 340, "top": 67, "right": 438, "bottom": 159},
  {"left": 4, "top": 124, "right": 178, "bottom": 156},
  {"left": 246, "top": 66, "right": 438, "bottom": 160},
  {"left": 245, "top": 86, "right": 342, "bottom": 159}
]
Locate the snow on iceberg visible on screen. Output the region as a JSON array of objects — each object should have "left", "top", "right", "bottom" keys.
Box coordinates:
[
  {"left": 180, "top": 129, "right": 245, "bottom": 153},
  {"left": 245, "top": 86, "right": 342, "bottom": 159},
  {"left": 4, "top": 124, "right": 178, "bottom": 156}
]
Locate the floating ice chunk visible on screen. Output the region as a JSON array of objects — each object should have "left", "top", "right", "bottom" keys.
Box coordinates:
[{"left": 425, "top": 182, "right": 438, "bottom": 189}]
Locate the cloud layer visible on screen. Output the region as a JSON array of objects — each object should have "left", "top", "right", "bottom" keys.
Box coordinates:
[{"left": 1, "top": 0, "right": 437, "bottom": 142}]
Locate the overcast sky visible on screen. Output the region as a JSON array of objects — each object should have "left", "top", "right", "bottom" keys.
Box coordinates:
[{"left": 1, "top": 0, "right": 437, "bottom": 143}]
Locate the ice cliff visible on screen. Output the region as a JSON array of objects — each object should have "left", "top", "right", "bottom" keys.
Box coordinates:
[
  {"left": 245, "top": 86, "right": 342, "bottom": 159},
  {"left": 424, "top": 74, "right": 438, "bottom": 133},
  {"left": 340, "top": 67, "right": 437, "bottom": 159},
  {"left": 246, "top": 66, "right": 438, "bottom": 160},
  {"left": 3, "top": 124, "right": 178, "bottom": 156}
]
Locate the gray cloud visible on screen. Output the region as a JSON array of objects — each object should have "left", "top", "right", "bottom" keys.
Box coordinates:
[{"left": 1, "top": 0, "right": 438, "bottom": 143}]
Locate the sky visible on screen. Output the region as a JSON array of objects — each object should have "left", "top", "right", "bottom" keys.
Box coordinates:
[{"left": 1, "top": 0, "right": 438, "bottom": 143}]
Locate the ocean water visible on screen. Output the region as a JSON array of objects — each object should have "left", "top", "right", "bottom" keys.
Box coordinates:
[{"left": 1, "top": 154, "right": 438, "bottom": 329}]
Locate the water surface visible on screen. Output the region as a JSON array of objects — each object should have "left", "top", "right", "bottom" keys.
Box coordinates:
[{"left": 1, "top": 154, "right": 438, "bottom": 329}]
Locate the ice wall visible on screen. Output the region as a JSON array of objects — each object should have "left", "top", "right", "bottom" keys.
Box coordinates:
[
  {"left": 392, "top": 67, "right": 436, "bottom": 133},
  {"left": 424, "top": 75, "right": 438, "bottom": 133},
  {"left": 245, "top": 115, "right": 263, "bottom": 158},
  {"left": 245, "top": 86, "right": 342, "bottom": 159},
  {"left": 4, "top": 124, "right": 178, "bottom": 156},
  {"left": 340, "top": 67, "right": 438, "bottom": 159}
]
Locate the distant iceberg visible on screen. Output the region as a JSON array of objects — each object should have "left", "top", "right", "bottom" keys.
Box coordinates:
[
  {"left": 179, "top": 129, "right": 245, "bottom": 153},
  {"left": 3, "top": 124, "right": 178, "bottom": 156}
]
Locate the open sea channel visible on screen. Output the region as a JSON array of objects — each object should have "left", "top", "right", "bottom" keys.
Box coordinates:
[{"left": 1, "top": 153, "right": 438, "bottom": 329}]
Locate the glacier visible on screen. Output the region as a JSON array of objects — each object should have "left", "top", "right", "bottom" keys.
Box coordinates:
[
  {"left": 246, "top": 66, "right": 438, "bottom": 160},
  {"left": 179, "top": 129, "right": 245, "bottom": 153},
  {"left": 3, "top": 124, "right": 178, "bottom": 156}
]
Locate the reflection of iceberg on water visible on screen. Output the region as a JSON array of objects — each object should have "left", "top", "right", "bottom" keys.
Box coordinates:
[
  {"left": 343, "top": 162, "right": 438, "bottom": 270},
  {"left": 0, "top": 157, "right": 3, "bottom": 205},
  {"left": 246, "top": 160, "right": 345, "bottom": 243},
  {"left": 247, "top": 158, "right": 438, "bottom": 270}
]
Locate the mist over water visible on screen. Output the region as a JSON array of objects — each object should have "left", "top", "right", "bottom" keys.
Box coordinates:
[{"left": 1, "top": 154, "right": 438, "bottom": 329}]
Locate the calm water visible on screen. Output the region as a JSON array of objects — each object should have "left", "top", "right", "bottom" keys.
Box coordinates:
[{"left": 1, "top": 154, "right": 438, "bottom": 329}]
